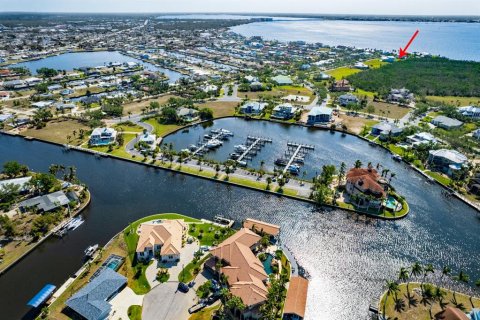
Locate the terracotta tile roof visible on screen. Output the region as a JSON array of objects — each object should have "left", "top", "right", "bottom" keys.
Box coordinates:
[
  {"left": 435, "top": 306, "right": 469, "bottom": 320},
  {"left": 136, "top": 219, "right": 186, "bottom": 256},
  {"left": 243, "top": 218, "right": 280, "bottom": 236},
  {"left": 346, "top": 168, "right": 386, "bottom": 198},
  {"left": 210, "top": 228, "right": 268, "bottom": 307},
  {"left": 283, "top": 277, "right": 309, "bottom": 318}
]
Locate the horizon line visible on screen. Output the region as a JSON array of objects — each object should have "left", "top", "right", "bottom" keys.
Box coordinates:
[{"left": 0, "top": 11, "right": 479, "bottom": 17}]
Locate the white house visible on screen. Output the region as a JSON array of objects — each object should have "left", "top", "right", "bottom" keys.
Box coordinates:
[
  {"left": 239, "top": 101, "right": 268, "bottom": 115},
  {"left": 89, "top": 127, "right": 117, "bottom": 146},
  {"left": 201, "top": 84, "right": 218, "bottom": 93},
  {"left": 458, "top": 106, "right": 480, "bottom": 120},
  {"left": 138, "top": 133, "right": 157, "bottom": 150},
  {"left": 428, "top": 149, "right": 468, "bottom": 177},
  {"left": 354, "top": 62, "right": 369, "bottom": 69},
  {"left": 407, "top": 132, "right": 437, "bottom": 147}
]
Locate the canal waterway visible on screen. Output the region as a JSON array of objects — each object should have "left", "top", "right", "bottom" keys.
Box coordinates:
[
  {"left": 0, "top": 121, "right": 479, "bottom": 319},
  {"left": 9, "top": 51, "right": 183, "bottom": 84}
]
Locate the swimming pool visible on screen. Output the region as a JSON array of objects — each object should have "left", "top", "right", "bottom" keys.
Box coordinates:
[
  {"left": 262, "top": 254, "right": 274, "bottom": 275},
  {"left": 104, "top": 255, "right": 124, "bottom": 271},
  {"left": 384, "top": 196, "right": 398, "bottom": 210}
]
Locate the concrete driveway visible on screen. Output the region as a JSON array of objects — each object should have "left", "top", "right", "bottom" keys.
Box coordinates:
[
  {"left": 109, "top": 287, "right": 144, "bottom": 320},
  {"left": 145, "top": 241, "right": 200, "bottom": 288},
  {"left": 142, "top": 282, "right": 198, "bottom": 320}
]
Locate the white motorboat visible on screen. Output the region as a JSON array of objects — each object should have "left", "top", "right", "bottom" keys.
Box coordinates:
[
  {"left": 234, "top": 145, "right": 247, "bottom": 152},
  {"left": 85, "top": 244, "right": 99, "bottom": 257}
]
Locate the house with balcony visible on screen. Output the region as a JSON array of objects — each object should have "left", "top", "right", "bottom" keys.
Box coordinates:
[
  {"left": 272, "top": 103, "right": 298, "bottom": 120},
  {"left": 338, "top": 94, "right": 358, "bottom": 106},
  {"left": 345, "top": 167, "right": 387, "bottom": 209},
  {"left": 307, "top": 106, "right": 333, "bottom": 125},
  {"left": 427, "top": 149, "right": 468, "bottom": 177},
  {"left": 89, "top": 127, "right": 117, "bottom": 146},
  {"left": 239, "top": 101, "right": 268, "bottom": 115},
  {"left": 458, "top": 105, "right": 480, "bottom": 120}
]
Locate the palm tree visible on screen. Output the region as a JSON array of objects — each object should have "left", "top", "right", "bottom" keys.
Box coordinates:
[
  {"left": 441, "top": 266, "right": 451, "bottom": 287},
  {"left": 354, "top": 160, "right": 362, "bottom": 169},
  {"left": 383, "top": 280, "right": 400, "bottom": 317},
  {"left": 434, "top": 285, "right": 448, "bottom": 311},
  {"left": 472, "top": 279, "right": 480, "bottom": 309},
  {"left": 422, "top": 264, "right": 435, "bottom": 289},
  {"left": 411, "top": 262, "right": 423, "bottom": 281},
  {"left": 452, "top": 270, "right": 469, "bottom": 304},
  {"left": 398, "top": 267, "right": 410, "bottom": 297}
]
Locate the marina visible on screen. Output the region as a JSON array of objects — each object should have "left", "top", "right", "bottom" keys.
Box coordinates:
[
  {"left": 234, "top": 136, "right": 272, "bottom": 166},
  {"left": 278, "top": 142, "right": 315, "bottom": 175}
]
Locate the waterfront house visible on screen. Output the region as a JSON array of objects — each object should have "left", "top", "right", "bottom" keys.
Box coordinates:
[
  {"left": 135, "top": 219, "right": 187, "bottom": 262},
  {"left": 3, "top": 80, "right": 26, "bottom": 89},
  {"left": 18, "top": 191, "right": 70, "bottom": 213},
  {"left": 207, "top": 228, "right": 268, "bottom": 319},
  {"left": 345, "top": 167, "right": 387, "bottom": 209},
  {"left": 271, "top": 75, "right": 293, "bottom": 85},
  {"left": 427, "top": 149, "right": 468, "bottom": 177},
  {"left": 307, "top": 106, "right": 333, "bottom": 125},
  {"left": 0, "top": 176, "right": 32, "bottom": 194},
  {"left": 55, "top": 103, "right": 75, "bottom": 111},
  {"left": 338, "top": 94, "right": 358, "bottom": 106},
  {"left": 406, "top": 132, "right": 437, "bottom": 147},
  {"left": 458, "top": 105, "right": 480, "bottom": 120},
  {"left": 272, "top": 103, "right": 298, "bottom": 120},
  {"left": 31, "top": 101, "right": 54, "bottom": 109},
  {"left": 431, "top": 115, "right": 463, "bottom": 130},
  {"left": 243, "top": 218, "right": 280, "bottom": 238},
  {"left": 387, "top": 88, "right": 414, "bottom": 104},
  {"left": 371, "top": 122, "right": 403, "bottom": 140},
  {"left": 0, "top": 113, "right": 13, "bottom": 123},
  {"left": 65, "top": 268, "right": 127, "bottom": 320},
  {"left": 138, "top": 133, "right": 157, "bottom": 150},
  {"left": 283, "top": 276, "right": 309, "bottom": 320},
  {"left": 177, "top": 107, "right": 199, "bottom": 122},
  {"left": 239, "top": 101, "right": 268, "bottom": 115},
  {"left": 89, "top": 128, "right": 117, "bottom": 146},
  {"left": 330, "top": 79, "right": 351, "bottom": 92}
]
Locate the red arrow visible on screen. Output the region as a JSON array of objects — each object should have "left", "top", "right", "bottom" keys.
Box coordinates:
[{"left": 399, "top": 30, "right": 419, "bottom": 58}]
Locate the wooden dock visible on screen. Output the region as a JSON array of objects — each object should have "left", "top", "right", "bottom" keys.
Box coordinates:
[{"left": 282, "top": 142, "right": 315, "bottom": 174}]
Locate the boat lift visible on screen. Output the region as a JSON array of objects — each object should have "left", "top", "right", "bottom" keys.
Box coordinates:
[
  {"left": 191, "top": 129, "right": 231, "bottom": 157},
  {"left": 235, "top": 136, "right": 272, "bottom": 165},
  {"left": 280, "top": 142, "right": 315, "bottom": 175}
]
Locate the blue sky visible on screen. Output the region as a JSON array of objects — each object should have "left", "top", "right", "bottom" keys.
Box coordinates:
[{"left": 0, "top": 0, "right": 478, "bottom": 15}]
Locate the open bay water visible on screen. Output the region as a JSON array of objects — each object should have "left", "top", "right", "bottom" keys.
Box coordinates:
[{"left": 231, "top": 19, "right": 480, "bottom": 61}]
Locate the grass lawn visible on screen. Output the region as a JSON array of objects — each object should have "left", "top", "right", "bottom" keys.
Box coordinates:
[
  {"left": 0, "top": 241, "right": 31, "bottom": 271},
  {"left": 355, "top": 88, "right": 376, "bottom": 98},
  {"left": 426, "top": 95, "right": 480, "bottom": 107},
  {"left": 195, "top": 101, "right": 238, "bottom": 118},
  {"left": 369, "top": 101, "right": 411, "bottom": 119},
  {"left": 144, "top": 118, "right": 183, "bottom": 137},
  {"left": 228, "top": 175, "right": 267, "bottom": 190},
  {"left": 122, "top": 94, "right": 178, "bottom": 115},
  {"left": 365, "top": 58, "right": 388, "bottom": 69},
  {"left": 188, "top": 223, "right": 236, "bottom": 246},
  {"left": 177, "top": 165, "right": 217, "bottom": 179},
  {"left": 113, "top": 122, "right": 145, "bottom": 133},
  {"left": 380, "top": 283, "right": 480, "bottom": 320},
  {"left": 67, "top": 86, "right": 105, "bottom": 98},
  {"left": 326, "top": 66, "right": 361, "bottom": 80},
  {"left": 275, "top": 186, "right": 299, "bottom": 197},
  {"left": 128, "top": 305, "right": 142, "bottom": 320},
  {"left": 335, "top": 114, "right": 379, "bottom": 135},
  {"left": 178, "top": 254, "right": 212, "bottom": 283},
  {"left": 88, "top": 133, "right": 137, "bottom": 158},
  {"left": 425, "top": 170, "right": 451, "bottom": 186},
  {"left": 237, "top": 85, "right": 314, "bottom": 104},
  {"left": 189, "top": 304, "right": 221, "bottom": 320},
  {"left": 22, "top": 119, "right": 90, "bottom": 145}
]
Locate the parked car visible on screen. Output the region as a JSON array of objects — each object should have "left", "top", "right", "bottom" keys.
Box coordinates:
[
  {"left": 188, "top": 281, "right": 196, "bottom": 288},
  {"left": 178, "top": 282, "right": 190, "bottom": 293},
  {"left": 188, "top": 303, "right": 206, "bottom": 314},
  {"left": 200, "top": 245, "right": 209, "bottom": 252}
]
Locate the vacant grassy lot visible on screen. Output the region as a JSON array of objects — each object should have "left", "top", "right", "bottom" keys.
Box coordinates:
[
  {"left": 426, "top": 95, "right": 480, "bottom": 106},
  {"left": 370, "top": 101, "right": 411, "bottom": 119},
  {"left": 237, "top": 85, "right": 314, "bottom": 104},
  {"left": 425, "top": 170, "right": 451, "bottom": 186},
  {"left": 112, "top": 122, "right": 145, "bottom": 133},
  {"left": 335, "top": 114, "right": 379, "bottom": 134},
  {"left": 22, "top": 119, "right": 90, "bottom": 145},
  {"left": 365, "top": 58, "right": 388, "bottom": 69},
  {"left": 122, "top": 94, "right": 178, "bottom": 115},
  {"left": 144, "top": 118, "right": 183, "bottom": 137},
  {"left": 195, "top": 101, "right": 238, "bottom": 118},
  {"left": 326, "top": 66, "right": 361, "bottom": 80},
  {"left": 380, "top": 283, "right": 479, "bottom": 320}
]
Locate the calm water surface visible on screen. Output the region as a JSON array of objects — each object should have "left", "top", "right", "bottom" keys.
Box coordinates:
[
  {"left": 10, "top": 51, "right": 183, "bottom": 84},
  {"left": 0, "top": 120, "right": 479, "bottom": 319},
  {"left": 231, "top": 20, "right": 480, "bottom": 61}
]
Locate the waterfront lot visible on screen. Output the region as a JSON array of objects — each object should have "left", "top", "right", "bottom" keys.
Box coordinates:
[
  {"left": 22, "top": 119, "right": 90, "bottom": 145},
  {"left": 237, "top": 85, "right": 314, "bottom": 104},
  {"left": 369, "top": 101, "right": 411, "bottom": 119},
  {"left": 195, "top": 101, "right": 238, "bottom": 118},
  {"left": 335, "top": 114, "right": 379, "bottom": 134},
  {"left": 144, "top": 118, "right": 183, "bottom": 137},
  {"left": 122, "top": 94, "right": 178, "bottom": 115}
]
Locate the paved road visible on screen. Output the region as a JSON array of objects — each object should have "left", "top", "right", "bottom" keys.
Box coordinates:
[
  {"left": 219, "top": 84, "right": 241, "bottom": 102},
  {"left": 142, "top": 282, "right": 197, "bottom": 320}
]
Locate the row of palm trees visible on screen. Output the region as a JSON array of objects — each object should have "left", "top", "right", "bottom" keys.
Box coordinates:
[{"left": 383, "top": 262, "right": 480, "bottom": 319}]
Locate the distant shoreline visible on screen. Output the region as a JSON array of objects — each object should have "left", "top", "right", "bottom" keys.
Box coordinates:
[{"left": 0, "top": 12, "right": 478, "bottom": 23}]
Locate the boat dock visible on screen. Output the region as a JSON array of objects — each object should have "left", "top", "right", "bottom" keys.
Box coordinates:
[
  {"left": 236, "top": 136, "right": 272, "bottom": 164},
  {"left": 281, "top": 142, "right": 315, "bottom": 175},
  {"left": 191, "top": 129, "right": 232, "bottom": 157}
]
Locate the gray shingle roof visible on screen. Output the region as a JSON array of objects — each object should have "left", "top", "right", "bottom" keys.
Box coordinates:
[
  {"left": 66, "top": 268, "right": 127, "bottom": 320},
  {"left": 18, "top": 191, "right": 70, "bottom": 212}
]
